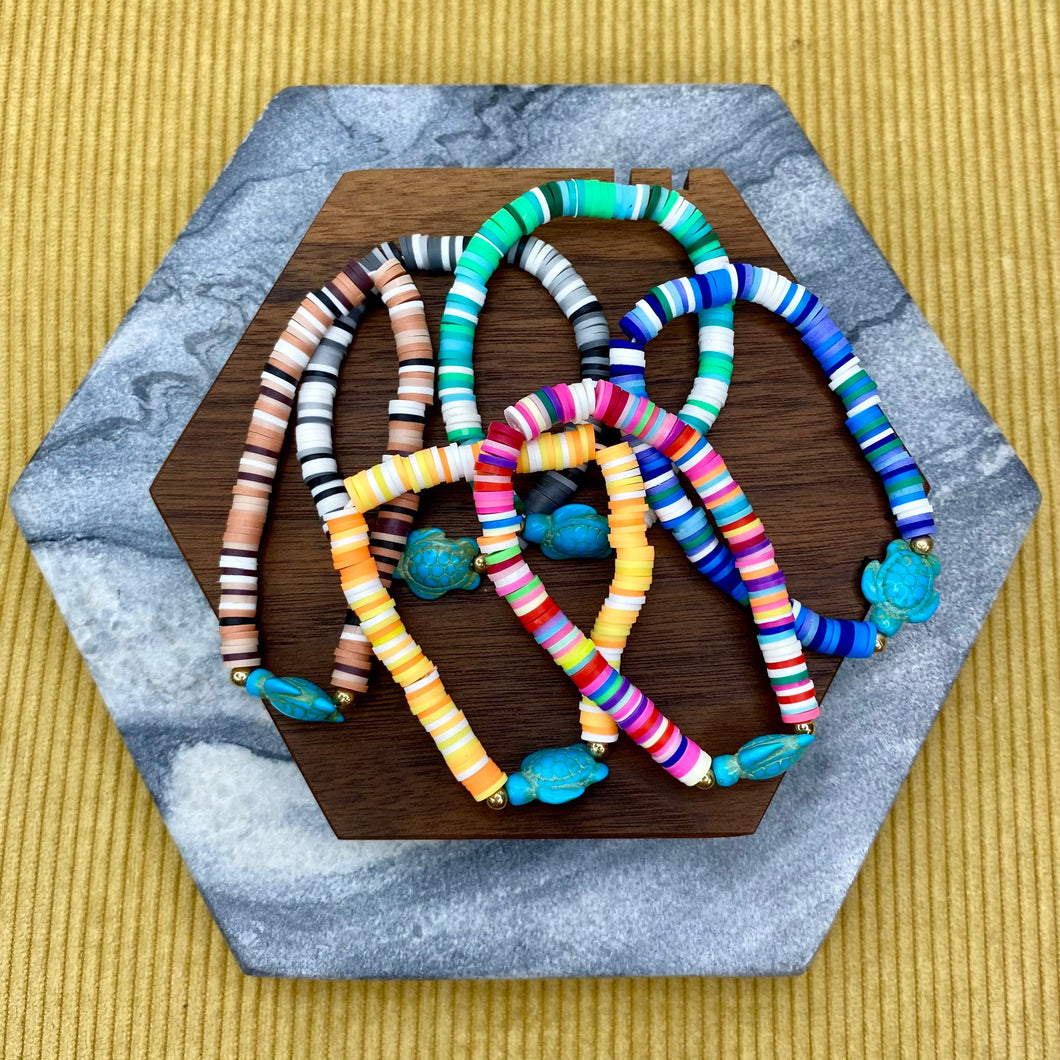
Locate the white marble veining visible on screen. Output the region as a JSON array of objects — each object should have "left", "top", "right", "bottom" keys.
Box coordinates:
[{"left": 9, "top": 85, "right": 1039, "bottom": 978}]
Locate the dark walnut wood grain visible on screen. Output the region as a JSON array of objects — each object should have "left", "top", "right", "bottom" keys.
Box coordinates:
[{"left": 151, "top": 167, "right": 893, "bottom": 839}]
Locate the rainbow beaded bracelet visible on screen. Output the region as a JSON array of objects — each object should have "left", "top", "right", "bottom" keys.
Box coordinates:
[{"left": 492, "top": 379, "right": 818, "bottom": 733}]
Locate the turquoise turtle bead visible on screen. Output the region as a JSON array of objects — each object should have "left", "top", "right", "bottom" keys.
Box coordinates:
[
  {"left": 523, "top": 503, "right": 612, "bottom": 561},
  {"left": 711, "top": 732, "right": 815, "bottom": 786},
  {"left": 505, "top": 744, "right": 609, "bottom": 805},
  {"left": 245, "top": 669, "right": 344, "bottom": 723},
  {"left": 394, "top": 527, "right": 482, "bottom": 600},
  {"left": 861, "top": 538, "right": 941, "bottom": 636}
]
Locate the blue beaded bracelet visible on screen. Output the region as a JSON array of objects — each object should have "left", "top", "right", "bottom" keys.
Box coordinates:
[{"left": 613, "top": 263, "right": 939, "bottom": 653}]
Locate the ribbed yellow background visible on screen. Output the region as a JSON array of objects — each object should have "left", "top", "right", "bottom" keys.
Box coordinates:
[{"left": 2, "top": 1, "right": 1057, "bottom": 1057}]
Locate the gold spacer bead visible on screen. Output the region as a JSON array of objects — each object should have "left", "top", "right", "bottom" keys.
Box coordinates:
[
  {"left": 696, "top": 769, "right": 716, "bottom": 790},
  {"left": 794, "top": 721, "right": 816, "bottom": 736},
  {"left": 229, "top": 668, "right": 252, "bottom": 687},
  {"left": 486, "top": 789, "right": 509, "bottom": 810},
  {"left": 332, "top": 689, "right": 354, "bottom": 709},
  {"left": 587, "top": 742, "right": 608, "bottom": 760},
  {"left": 472, "top": 554, "right": 489, "bottom": 575},
  {"left": 874, "top": 632, "right": 888, "bottom": 654},
  {"left": 910, "top": 536, "right": 935, "bottom": 556}
]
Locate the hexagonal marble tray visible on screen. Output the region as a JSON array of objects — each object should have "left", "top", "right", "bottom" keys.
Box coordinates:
[{"left": 9, "top": 85, "right": 1039, "bottom": 979}]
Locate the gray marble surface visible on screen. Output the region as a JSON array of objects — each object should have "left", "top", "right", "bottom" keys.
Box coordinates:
[{"left": 9, "top": 85, "right": 1039, "bottom": 979}]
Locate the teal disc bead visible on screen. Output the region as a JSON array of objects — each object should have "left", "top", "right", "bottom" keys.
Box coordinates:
[
  {"left": 711, "top": 733, "right": 816, "bottom": 786},
  {"left": 245, "top": 669, "right": 344, "bottom": 723},
  {"left": 861, "top": 538, "right": 941, "bottom": 636},
  {"left": 522, "top": 503, "right": 612, "bottom": 561},
  {"left": 393, "top": 527, "right": 481, "bottom": 601},
  {"left": 505, "top": 744, "right": 609, "bottom": 806}
]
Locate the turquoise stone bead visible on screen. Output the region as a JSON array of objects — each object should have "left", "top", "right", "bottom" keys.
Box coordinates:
[
  {"left": 861, "top": 538, "right": 941, "bottom": 636},
  {"left": 505, "top": 744, "right": 609, "bottom": 806},
  {"left": 393, "top": 527, "right": 481, "bottom": 601},
  {"left": 245, "top": 669, "right": 344, "bottom": 723},
  {"left": 522, "top": 503, "right": 612, "bottom": 561},
  {"left": 712, "top": 733, "right": 815, "bottom": 786}
]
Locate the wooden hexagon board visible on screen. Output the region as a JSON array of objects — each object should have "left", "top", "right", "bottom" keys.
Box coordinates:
[{"left": 151, "top": 167, "right": 894, "bottom": 839}]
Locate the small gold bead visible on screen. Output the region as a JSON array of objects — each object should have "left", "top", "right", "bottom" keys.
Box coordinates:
[
  {"left": 910, "top": 536, "right": 934, "bottom": 556},
  {"left": 229, "top": 668, "right": 252, "bottom": 687},
  {"left": 472, "top": 554, "right": 489, "bottom": 575},
  {"left": 874, "top": 632, "right": 888, "bottom": 654},
  {"left": 332, "top": 689, "right": 354, "bottom": 709},
  {"left": 695, "top": 769, "right": 716, "bottom": 790},
  {"left": 794, "top": 721, "right": 816, "bottom": 736},
  {"left": 587, "top": 742, "right": 608, "bottom": 759},
  {"left": 486, "top": 789, "right": 509, "bottom": 810}
]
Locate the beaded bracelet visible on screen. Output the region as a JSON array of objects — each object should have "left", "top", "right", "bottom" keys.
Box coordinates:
[
  {"left": 332, "top": 424, "right": 652, "bottom": 805},
  {"left": 614, "top": 264, "right": 939, "bottom": 649},
  {"left": 297, "top": 232, "right": 612, "bottom": 542},
  {"left": 221, "top": 255, "right": 449, "bottom": 717},
  {"left": 488, "top": 380, "right": 817, "bottom": 778},
  {"left": 219, "top": 255, "right": 375, "bottom": 703},
  {"left": 292, "top": 232, "right": 621, "bottom": 711},
  {"left": 437, "top": 179, "right": 736, "bottom": 445}
]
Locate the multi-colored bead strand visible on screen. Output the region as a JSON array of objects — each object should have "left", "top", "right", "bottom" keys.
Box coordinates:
[
  {"left": 609, "top": 334, "right": 748, "bottom": 606},
  {"left": 473, "top": 423, "right": 655, "bottom": 748},
  {"left": 475, "top": 421, "right": 717, "bottom": 787},
  {"left": 218, "top": 257, "right": 375, "bottom": 689},
  {"left": 297, "top": 232, "right": 613, "bottom": 536},
  {"left": 332, "top": 426, "right": 600, "bottom": 802},
  {"left": 437, "top": 179, "right": 736, "bottom": 448},
  {"left": 294, "top": 254, "right": 436, "bottom": 698},
  {"left": 577, "top": 444, "right": 654, "bottom": 745},
  {"left": 503, "top": 379, "right": 820, "bottom": 727},
  {"left": 618, "top": 263, "right": 937, "bottom": 652}
]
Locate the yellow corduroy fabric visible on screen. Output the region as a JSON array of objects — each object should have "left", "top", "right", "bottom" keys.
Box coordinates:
[{"left": 2, "top": 1, "right": 1058, "bottom": 1057}]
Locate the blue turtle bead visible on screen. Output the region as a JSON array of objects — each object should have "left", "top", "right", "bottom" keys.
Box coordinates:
[
  {"left": 245, "top": 668, "right": 344, "bottom": 723},
  {"left": 505, "top": 744, "right": 609, "bottom": 805},
  {"left": 736, "top": 732, "right": 814, "bottom": 779},
  {"left": 711, "top": 733, "right": 815, "bottom": 786},
  {"left": 861, "top": 538, "right": 941, "bottom": 636},
  {"left": 394, "top": 527, "right": 482, "bottom": 600},
  {"left": 523, "top": 503, "right": 612, "bottom": 561}
]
